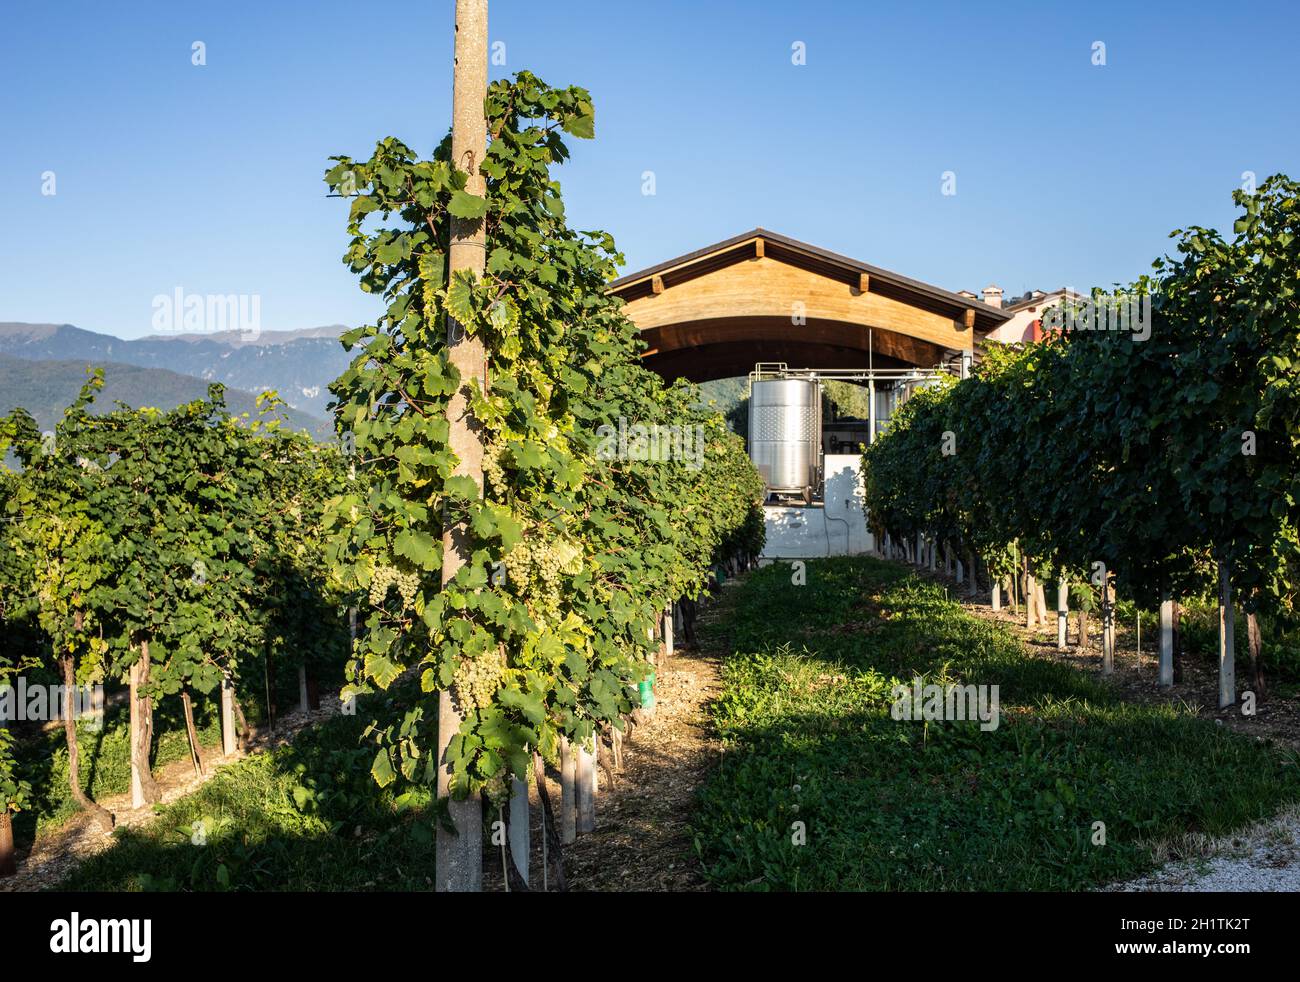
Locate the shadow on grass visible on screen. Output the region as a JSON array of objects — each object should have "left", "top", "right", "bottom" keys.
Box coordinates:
[
  {"left": 53, "top": 687, "right": 443, "bottom": 892},
  {"left": 691, "top": 556, "right": 1300, "bottom": 891}
]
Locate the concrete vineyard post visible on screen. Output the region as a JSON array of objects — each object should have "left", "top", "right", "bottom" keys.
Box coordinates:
[
  {"left": 1159, "top": 596, "right": 1174, "bottom": 688},
  {"left": 1101, "top": 577, "right": 1114, "bottom": 675},
  {"left": 559, "top": 735, "right": 577, "bottom": 843},
  {"left": 576, "top": 737, "right": 595, "bottom": 834},
  {"left": 298, "top": 665, "right": 309, "bottom": 715},
  {"left": 1025, "top": 572, "right": 1036, "bottom": 631},
  {"left": 991, "top": 581, "right": 1001, "bottom": 612},
  {"left": 221, "top": 673, "right": 236, "bottom": 756},
  {"left": 1218, "top": 560, "right": 1235, "bottom": 708},
  {"left": 436, "top": 0, "right": 489, "bottom": 894},
  {"left": 1107, "top": 576, "right": 1117, "bottom": 662},
  {"left": 508, "top": 775, "right": 528, "bottom": 887},
  {"left": 663, "top": 603, "right": 674, "bottom": 659},
  {"left": 1056, "top": 579, "right": 1068, "bottom": 650}
]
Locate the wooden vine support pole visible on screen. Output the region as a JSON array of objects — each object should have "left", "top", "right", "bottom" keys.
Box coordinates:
[
  {"left": 1, "top": 709, "right": 15, "bottom": 877},
  {"left": 263, "top": 641, "right": 275, "bottom": 734},
  {"left": 436, "top": 0, "right": 489, "bottom": 894},
  {"left": 1246, "top": 607, "right": 1265, "bottom": 698},
  {"left": 129, "top": 641, "right": 159, "bottom": 809},
  {"left": 532, "top": 751, "right": 567, "bottom": 891},
  {"left": 0, "top": 822, "right": 13, "bottom": 879},
  {"left": 0, "top": 812, "right": 11, "bottom": 878},
  {"left": 180, "top": 688, "right": 204, "bottom": 777},
  {"left": 61, "top": 620, "right": 113, "bottom": 831},
  {"left": 1218, "top": 558, "right": 1235, "bottom": 708}
]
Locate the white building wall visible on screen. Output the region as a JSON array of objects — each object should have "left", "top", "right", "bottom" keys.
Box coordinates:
[{"left": 759, "top": 454, "right": 871, "bottom": 560}]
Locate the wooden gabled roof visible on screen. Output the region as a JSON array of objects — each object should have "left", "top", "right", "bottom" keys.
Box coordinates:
[{"left": 608, "top": 228, "right": 1011, "bottom": 335}]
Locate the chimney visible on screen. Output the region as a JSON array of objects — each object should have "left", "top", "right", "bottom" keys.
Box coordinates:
[{"left": 982, "top": 284, "right": 1003, "bottom": 309}]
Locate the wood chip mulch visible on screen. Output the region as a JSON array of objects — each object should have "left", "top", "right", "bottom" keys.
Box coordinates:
[{"left": 483, "top": 586, "right": 738, "bottom": 893}]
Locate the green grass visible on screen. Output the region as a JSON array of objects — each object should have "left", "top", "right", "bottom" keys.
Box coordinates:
[
  {"left": 57, "top": 688, "right": 439, "bottom": 891},
  {"left": 14, "top": 696, "right": 223, "bottom": 845},
  {"left": 13, "top": 652, "right": 345, "bottom": 848},
  {"left": 692, "top": 557, "right": 1300, "bottom": 891}
]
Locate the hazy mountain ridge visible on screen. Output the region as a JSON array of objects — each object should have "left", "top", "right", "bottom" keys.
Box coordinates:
[
  {"left": 0, "top": 322, "right": 356, "bottom": 418},
  {"left": 0, "top": 353, "right": 330, "bottom": 438},
  {"left": 0, "top": 323, "right": 844, "bottom": 444}
]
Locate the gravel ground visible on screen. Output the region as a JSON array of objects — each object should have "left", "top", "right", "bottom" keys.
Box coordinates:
[
  {"left": 945, "top": 569, "right": 1300, "bottom": 893},
  {"left": 1105, "top": 806, "right": 1300, "bottom": 892}
]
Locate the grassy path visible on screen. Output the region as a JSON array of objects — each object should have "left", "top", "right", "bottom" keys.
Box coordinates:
[{"left": 692, "top": 556, "right": 1300, "bottom": 891}]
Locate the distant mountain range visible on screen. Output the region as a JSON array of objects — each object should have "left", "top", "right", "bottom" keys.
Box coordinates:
[
  {"left": 0, "top": 322, "right": 356, "bottom": 422},
  {"left": 0, "top": 353, "right": 330, "bottom": 438},
  {"left": 0, "top": 320, "right": 760, "bottom": 445}
]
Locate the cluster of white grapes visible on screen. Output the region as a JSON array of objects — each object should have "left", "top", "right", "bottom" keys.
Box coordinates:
[
  {"left": 501, "top": 534, "right": 584, "bottom": 621},
  {"left": 482, "top": 440, "right": 507, "bottom": 493},
  {"left": 368, "top": 564, "right": 419, "bottom": 610},
  {"left": 453, "top": 646, "right": 505, "bottom": 714}
]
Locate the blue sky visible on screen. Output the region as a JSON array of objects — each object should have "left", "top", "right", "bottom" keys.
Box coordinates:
[{"left": 2, "top": 0, "right": 1297, "bottom": 340}]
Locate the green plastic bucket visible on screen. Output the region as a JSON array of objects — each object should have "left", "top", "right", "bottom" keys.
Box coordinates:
[{"left": 638, "top": 672, "right": 656, "bottom": 709}]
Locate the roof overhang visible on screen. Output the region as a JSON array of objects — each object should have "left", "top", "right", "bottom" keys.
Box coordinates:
[{"left": 608, "top": 228, "right": 1012, "bottom": 336}]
